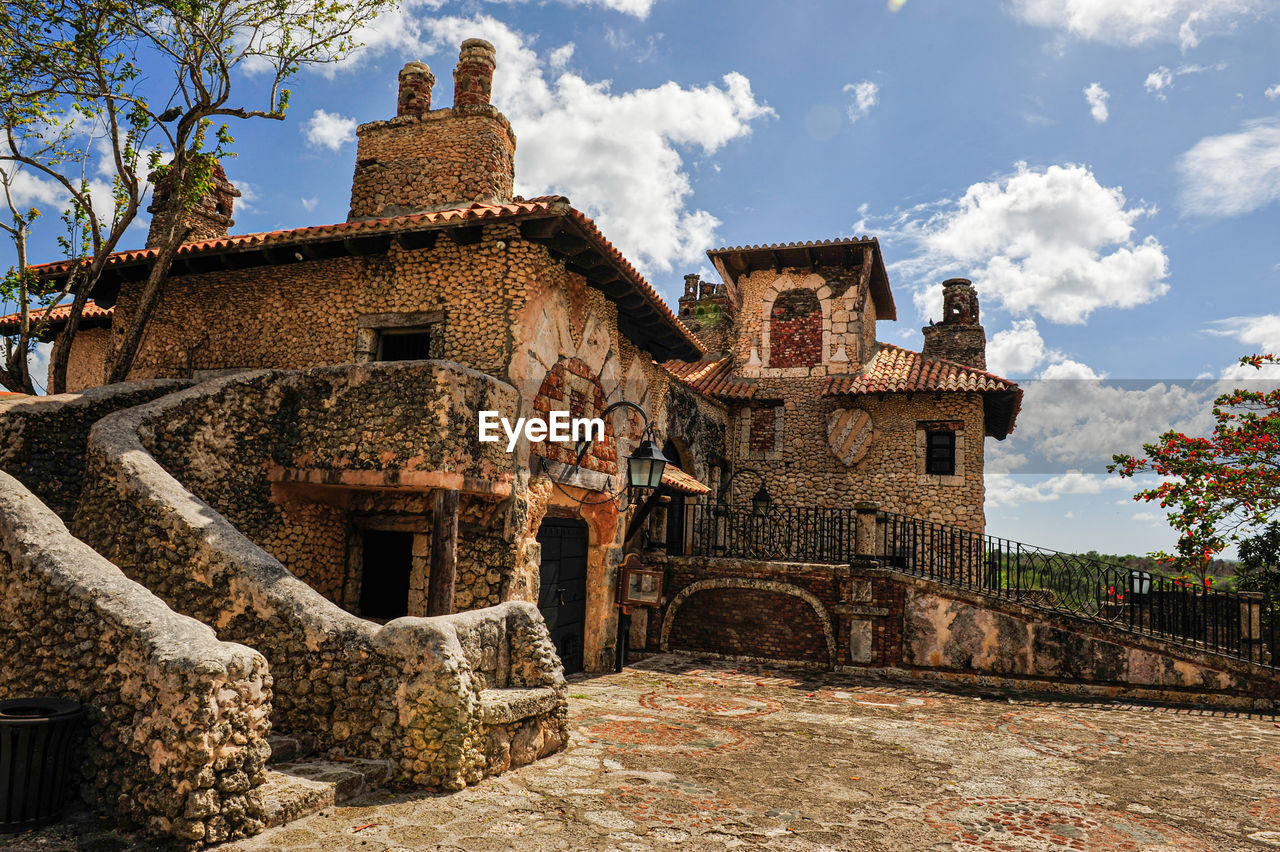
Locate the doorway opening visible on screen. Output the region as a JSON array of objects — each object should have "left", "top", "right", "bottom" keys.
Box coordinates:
[
  {"left": 359, "top": 529, "right": 414, "bottom": 620},
  {"left": 537, "top": 517, "right": 588, "bottom": 674}
]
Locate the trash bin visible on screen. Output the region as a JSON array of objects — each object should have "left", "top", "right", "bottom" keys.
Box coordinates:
[{"left": 0, "top": 697, "right": 87, "bottom": 832}]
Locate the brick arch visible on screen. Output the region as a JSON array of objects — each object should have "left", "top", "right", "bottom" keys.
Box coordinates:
[
  {"left": 759, "top": 273, "right": 832, "bottom": 370},
  {"left": 531, "top": 357, "right": 617, "bottom": 474},
  {"left": 660, "top": 578, "right": 836, "bottom": 668},
  {"left": 769, "top": 288, "right": 822, "bottom": 367}
]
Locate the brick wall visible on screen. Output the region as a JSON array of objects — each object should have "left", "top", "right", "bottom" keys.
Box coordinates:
[
  {"left": 768, "top": 289, "right": 822, "bottom": 367},
  {"left": 667, "top": 586, "right": 829, "bottom": 664},
  {"left": 748, "top": 405, "right": 778, "bottom": 453},
  {"left": 531, "top": 356, "right": 617, "bottom": 474}
]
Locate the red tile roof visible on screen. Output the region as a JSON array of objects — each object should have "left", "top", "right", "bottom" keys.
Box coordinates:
[
  {"left": 825, "top": 344, "right": 1022, "bottom": 438},
  {"left": 661, "top": 464, "right": 710, "bottom": 495},
  {"left": 0, "top": 300, "right": 112, "bottom": 334},
  {"left": 661, "top": 356, "right": 755, "bottom": 400},
  {"left": 824, "top": 344, "right": 1019, "bottom": 395},
  {"left": 28, "top": 197, "right": 703, "bottom": 361}
]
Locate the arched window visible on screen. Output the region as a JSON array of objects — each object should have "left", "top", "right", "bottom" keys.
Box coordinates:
[{"left": 769, "top": 288, "right": 821, "bottom": 367}]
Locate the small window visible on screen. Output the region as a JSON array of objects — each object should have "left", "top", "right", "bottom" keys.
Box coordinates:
[
  {"left": 377, "top": 329, "right": 435, "bottom": 362},
  {"left": 925, "top": 430, "right": 956, "bottom": 476}
]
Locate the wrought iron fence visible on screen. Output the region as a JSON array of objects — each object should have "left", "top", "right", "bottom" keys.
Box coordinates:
[
  {"left": 682, "top": 503, "right": 856, "bottom": 564},
  {"left": 877, "top": 510, "right": 1277, "bottom": 670}
]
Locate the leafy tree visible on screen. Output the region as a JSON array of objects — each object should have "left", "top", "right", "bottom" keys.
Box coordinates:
[
  {"left": 0, "top": 0, "right": 396, "bottom": 393},
  {"left": 1109, "top": 354, "right": 1280, "bottom": 575},
  {"left": 1236, "top": 521, "right": 1280, "bottom": 602}
]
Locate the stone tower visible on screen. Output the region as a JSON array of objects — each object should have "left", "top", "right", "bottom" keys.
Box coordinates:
[
  {"left": 676, "top": 273, "right": 735, "bottom": 355},
  {"left": 921, "top": 278, "right": 987, "bottom": 369},
  {"left": 348, "top": 39, "right": 517, "bottom": 220},
  {"left": 145, "top": 160, "right": 240, "bottom": 248}
]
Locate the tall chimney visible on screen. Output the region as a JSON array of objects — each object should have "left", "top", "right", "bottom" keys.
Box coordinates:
[
  {"left": 397, "top": 61, "right": 435, "bottom": 116},
  {"left": 921, "top": 278, "right": 987, "bottom": 369},
  {"left": 347, "top": 41, "right": 516, "bottom": 220},
  {"left": 453, "top": 39, "right": 496, "bottom": 107},
  {"left": 146, "top": 159, "right": 240, "bottom": 248}
]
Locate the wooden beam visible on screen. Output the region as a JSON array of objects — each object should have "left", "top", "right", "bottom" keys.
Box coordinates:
[
  {"left": 806, "top": 247, "right": 819, "bottom": 272},
  {"left": 446, "top": 225, "right": 483, "bottom": 246},
  {"left": 519, "top": 218, "right": 562, "bottom": 240},
  {"left": 396, "top": 230, "right": 439, "bottom": 252},
  {"left": 771, "top": 250, "right": 784, "bottom": 273},
  {"left": 427, "top": 489, "right": 459, "bottom": 616}
]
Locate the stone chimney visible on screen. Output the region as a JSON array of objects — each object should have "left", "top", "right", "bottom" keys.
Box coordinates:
[
  {"left": 397, "top": 61, "right": 436, "bottom": 115},
  {"left": 921, "top": 278, "right": 987, "bottom": 370},
  {"left": 146, "top": 159, "right": 240, "bottom": 248},
  {"left": 348, "top": 39, "right": 516, "bottom": 220}
]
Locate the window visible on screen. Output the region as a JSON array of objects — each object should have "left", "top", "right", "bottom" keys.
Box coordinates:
[
  {"left": 355, "top": 310, "right": 443, "bottom": 363},
  {"left": 377, "top": 329, "right": 435, "bottom": 361},
  {"left": 768, "top": 288, "right": 822, "bottom": 367},
  {"left": 925, "top": 429, "right": 956, "bottom": 476}
]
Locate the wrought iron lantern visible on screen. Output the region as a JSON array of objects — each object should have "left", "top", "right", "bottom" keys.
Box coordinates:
[
  {"left": 750, "top": 483, "right": 772, "bottom": 514},
  {"left": 626, "top": 437, "right": 670, "bottom": 491},
  {"left": 1130, "top": 570, "right": 1152, "bottom": 596}
]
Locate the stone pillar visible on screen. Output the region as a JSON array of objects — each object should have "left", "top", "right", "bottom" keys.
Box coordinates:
[
  {"left": 1239, "top": 591, "right": 1265, "bottom": 662},
  {"left": 454, "top": 38, "right": 496, "bottom": 107},
  {"left": 398, "top": 61, "right": 436, "bottom": 116},
  {"left": 854, "top": 500, "right": 880, "bottom": 558}
]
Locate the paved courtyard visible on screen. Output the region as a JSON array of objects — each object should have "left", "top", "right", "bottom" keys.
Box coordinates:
[{"left": 14, "top": 653, "right": 1280, "bottom": 850}]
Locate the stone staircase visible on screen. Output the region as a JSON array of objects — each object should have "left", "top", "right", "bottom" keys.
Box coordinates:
[{"left": 257, "top": 734, "right": 394, "bottom": 829}]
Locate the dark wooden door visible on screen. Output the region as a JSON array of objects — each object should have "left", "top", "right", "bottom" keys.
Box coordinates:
[{"left": 537, "top": 517, "right": 588, "bottom": 674}]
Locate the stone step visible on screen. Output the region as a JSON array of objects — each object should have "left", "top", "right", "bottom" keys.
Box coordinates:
[
  {"left": 266, "top": 732, "right": 319, "bottom": 765},
  {"left": 479, "top": 686, "right": 562, "bottom": 725},
  {"left": 258, "top": 757, "right": 394, "bottom": 829}
]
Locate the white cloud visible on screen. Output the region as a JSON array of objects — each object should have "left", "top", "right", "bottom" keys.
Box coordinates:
[
  {"left": 548, "top": 42, "right": 575, "bottom": 69},
  {"left": 0, "top": 167, "right": 65, "bottom": 209},
  {"left": 1267, "top": 84, "right": 1280, "bottom": 99},
  {"left": 843, "top": 81, "right": 879, "bottom": 123},
  {"left": 1178, "top": 117, "right": 1280, "bottom": 216},
  {"left": 416, "top": 15, "right": 771, "bottom": 275},
  {"left": 985, "top": 319, "right": 1062, "bottom": 377},
  {"left": 301, "top": 196, "right": 319, "bottom": 212},
  {"left": 1145, "top": 67, "right": 1174, "bottom": 99},
  {"left": 1009, "top": 0, "right": 1269, "bottom": 49},
  {"left": 304, "top": 109, "right": 358, "bottom": 151},
  {"left": 985, "top": 471, "right": 1141, "bottom": 507},
  {"left": 894, "top": 163, "right": 1168, "bottom": 325},
  {"left": 1083, "top": 82, "right": 1109, "bottom": 122},
  {"left": 1206, "top": 313, "right": 1280, "bottom": 378}
]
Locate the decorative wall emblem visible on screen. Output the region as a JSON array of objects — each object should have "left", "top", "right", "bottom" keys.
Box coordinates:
[{"left": 827, "top": 407, "right": 872, "bottom": 466}]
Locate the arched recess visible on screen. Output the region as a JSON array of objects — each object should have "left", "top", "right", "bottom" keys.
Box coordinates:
[
  {"left": 759, "top": 273, "right": 833, "bottom": 369},
  {"left": 660, "top": 578, "right": 836, "bottom": 668}
]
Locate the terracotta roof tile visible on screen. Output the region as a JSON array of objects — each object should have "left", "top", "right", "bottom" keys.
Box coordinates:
[
  {"left": 824, "top": 344, "right": 1018, "bottom": 395},
  {"left": 661, "top": 464, "right": 710, "bottom": 495},
  {"left": 708, "top": 236, "right": 877, "bottom": 254},
  {"left": 824, "top": 343, "right": 1022, "bottom": 437},
  {"left": 661, "top": 356, "right": 755, "bottom": 400},
  {"left": 0, "top": 300, "right": 112, "bottom": 334}
]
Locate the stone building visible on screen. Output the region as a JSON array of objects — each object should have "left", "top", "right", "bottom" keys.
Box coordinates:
[
  {"left": 6, "top": 39, "right": 1277, "bottom": 847},
  {"left": 11, "top": 36, "right": 1023, "bottom": 680}
]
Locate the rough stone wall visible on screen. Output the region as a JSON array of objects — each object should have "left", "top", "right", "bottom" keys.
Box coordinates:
[
  {"left": 48, "top": 326, "right": 111, "bottom": 392},
  {"left": 71, "top": 363, "right": 568, "bottom": 789},
  {"left": 921, "top": 324, "right": 988, "bottom": 370},
  {"left": 0, "top": 378, "right": 191, "bottom": 522},
  {"left": 0, "top": 471, "right": 271, "bottom": 847},
  {"left": 348, "top": 108, "right": 515, "bottom": 218},
  {"left": 727, "top": 386, "right": 986, "bottom": 529},
  {"left": 651, "top": 555, "right": 1280, "bottom": 708}
]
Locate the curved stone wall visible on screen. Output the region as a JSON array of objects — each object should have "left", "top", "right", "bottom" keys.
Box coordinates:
[
  {"left": 0, "top": 471, "right": 270, "bottom": 846},
  {"left": 0, "top": 378, "right": 191, "bottom": 522},
  {"left": 73, "top": 362, "right": 565, "bottom": 790}
]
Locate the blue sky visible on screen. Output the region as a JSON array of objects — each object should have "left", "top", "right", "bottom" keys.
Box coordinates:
[{"left": 7, "top": 0, "right": 1280, "bottom": 556}]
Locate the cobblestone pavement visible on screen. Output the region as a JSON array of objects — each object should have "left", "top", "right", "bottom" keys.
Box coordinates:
[{"left": 13, "top": 654, "right": 1280, "bottom": 851}]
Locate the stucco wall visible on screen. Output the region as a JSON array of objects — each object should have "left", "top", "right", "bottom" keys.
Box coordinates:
[{"left": 0, "top": 471, "right": 271, "bottom": 847}]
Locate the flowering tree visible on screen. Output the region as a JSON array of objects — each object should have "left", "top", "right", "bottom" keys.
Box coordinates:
[{"left": 1109, "top": 354, "right": 1280, "bottom": 574}]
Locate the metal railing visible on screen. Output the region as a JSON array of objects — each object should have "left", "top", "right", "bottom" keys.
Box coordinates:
[
  {"left": 878, "top": 510, "right": 1277, "bottom": 670},
  {"left": 675, "top": 503, "right": 1276, "bottom": 669},
  {"left": 682, "top": 503, "right": 855, "bottom": 563}
]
